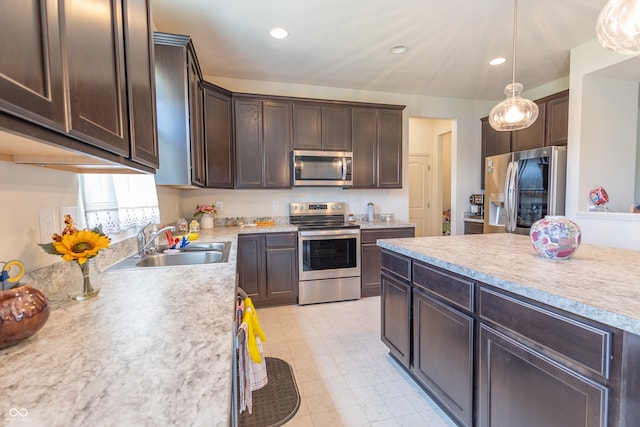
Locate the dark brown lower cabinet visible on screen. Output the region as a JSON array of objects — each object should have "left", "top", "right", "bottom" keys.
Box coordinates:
[
  {"left": 236, "top": 232, "right": 297, "bottom": 307},
  {"left": 361, "top": 227, "right": 415, "bottom": 297},
  {"left": 380, "top": 271, "right": 411, "bottom": 368},
  {"left": 264, "top": 233, "right": 297, "bottom": 305},
  {"left": 478, "top": 324, "right": 608, "bottom": 427},
  {"left": 379, "top": 249, "right": 640, "bottom": 427},
  {"left": 412, "top": 289, "right": 473, "bottom": 427},
  {"left": 236, "top": 233, "right": 264, "bottom": 301}
]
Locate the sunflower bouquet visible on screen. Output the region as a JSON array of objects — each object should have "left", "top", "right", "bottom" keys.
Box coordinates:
[{"left": 39, "top": 215, "right": 110, "bottom": 300}]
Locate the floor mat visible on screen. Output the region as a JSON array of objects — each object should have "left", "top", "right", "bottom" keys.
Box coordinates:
[{"left": 239, "top": 357, "right": 301, "bottom": 427}]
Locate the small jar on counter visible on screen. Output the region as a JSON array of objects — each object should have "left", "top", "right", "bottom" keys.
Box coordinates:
[
  {"left": 347, "top": 214, "right": 355, "bottom": 223},
  {"left": 189, "top": 220, "right": 200, "bottom": 233},
  {"left": 176, "top": 218, "right": 188, "bottom": 234}
]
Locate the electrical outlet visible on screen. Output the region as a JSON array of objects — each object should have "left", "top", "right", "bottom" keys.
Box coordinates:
[
  {"left": 272, "top": 201, "right": 279, "bottom": 210},
  {"left": 60, "top": 206, "right": 78, "bottom": 228},
  {"left": 215, "top": 201, "right": 223, "bottom": 211},
  {"left": 39, "top": 208, "right": 58, "bottom": 243}
]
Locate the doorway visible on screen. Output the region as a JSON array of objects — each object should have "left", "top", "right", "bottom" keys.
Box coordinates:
[
  {"left": 408, "top": 154, "right": 432, "bottom": 237},
  {"left": 408, "top": 118, "right": 454, "bottom": 237}
]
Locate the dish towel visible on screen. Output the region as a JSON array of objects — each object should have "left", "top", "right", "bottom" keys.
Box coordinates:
[
  {"left": 243, "top": 297, "right": 267, "bottom": 363},
  {"left": 238, "top": 322, "right": 268, "bottom": 414}
]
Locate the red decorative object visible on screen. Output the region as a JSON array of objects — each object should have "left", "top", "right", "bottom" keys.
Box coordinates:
[{"left": 589, "top": 186, "right": 609, "bottom": 206}]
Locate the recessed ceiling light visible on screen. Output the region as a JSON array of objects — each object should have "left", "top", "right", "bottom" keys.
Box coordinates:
[
  {"left": 270, "top": 28, "right": 288, "bottom": 39},
  {"left": 489, "top": 57, "right": 506, "bottom": 66},
  {"left": 390, "top": 45, "right": 408, "bottom": 54}
]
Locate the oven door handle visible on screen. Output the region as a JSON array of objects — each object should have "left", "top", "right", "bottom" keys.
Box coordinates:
[{"left": 298, "top": 229, "right": 360, "bottom": 238}]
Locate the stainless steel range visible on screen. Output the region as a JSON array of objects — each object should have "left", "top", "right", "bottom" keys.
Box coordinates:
[{"left": 289, "top": 202, "right": 360, "bottom": 305}]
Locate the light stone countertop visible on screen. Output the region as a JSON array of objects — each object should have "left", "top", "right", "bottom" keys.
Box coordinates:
[
  {"left": 356, "top": 221, "right": 416, "bottom": 229},
  {"left": 236, "top": 223, "right": 297, "bottom": 233},
  {"left": 1, "top": 223, "right": 417, "bottom": 426},
  {"left": 462, "top": 217, "right": 484, "bottom": 223},
  {"left": 1, "top": 227, "right": 241, "bottom": 427},
  {"left": 377, "top": 233, "right": 640, "bottom": 335}
]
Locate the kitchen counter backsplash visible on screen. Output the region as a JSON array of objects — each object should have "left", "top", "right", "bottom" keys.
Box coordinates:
[{"left": 212, "top": 215, "right": 290, "bottom": 227}]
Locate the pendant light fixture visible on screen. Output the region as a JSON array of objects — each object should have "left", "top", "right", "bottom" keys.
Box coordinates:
[
  {"left": 489, "top": 0, "right": 539, "bottom": 131},
  {"left": 596, "top": 0, "right": 640, "bottom": 54}
]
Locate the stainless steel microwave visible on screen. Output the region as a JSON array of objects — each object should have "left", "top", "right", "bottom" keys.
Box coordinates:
[{"left": 292, "top": 150, "right": 353, "bottom": 187}]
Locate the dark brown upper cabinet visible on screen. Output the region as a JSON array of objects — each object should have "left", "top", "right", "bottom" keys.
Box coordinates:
[
  {"left": 153, "top": 33, "right": 205, "bottom": 187},
  {"left": 511, "top": 103, "right": 547, "bottom": 152},
  {"left": 545, "top": 91, "right": 569, "bottom": 147},
  {"left": 352, "top": 107, "right": 403, "bottom": 188},
  {"left": 481, "top": 117, "right": 512, "bottom": 158},
  {"left": 0, "top": 0, "right": 158, "bottom": 173},
  {"left": 292, "top": 102, "right": 351, "bottom": 151},
  {"left": 292, "top": 102, "right": 321, "bottom": 150},
  {"left": 234, "top": 96, "right": 292, "bottom": 189},
  {"left": 124, "top": 0, "right": 159, "bottom": 168},
  {"left": 203, "top": 82, "right": 233, "bottom": 188},
  {"left": 0, "top": 0, "right": 66, "bottom": 132},
  {"left": 65, "top": 0, "right": 130, "bottom": 156}
]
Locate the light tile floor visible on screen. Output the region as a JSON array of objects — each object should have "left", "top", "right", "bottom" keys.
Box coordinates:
[{"left": 257, "top": 296, "right": 457, "bottom": 427}]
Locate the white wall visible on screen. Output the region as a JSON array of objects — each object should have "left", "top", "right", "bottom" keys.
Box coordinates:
[
  {"left": 157, "top": 186, "right": 183, "bottom": 222},
  {"left": 567, "top": 39, "right": 640, "bottom": 249},
  {"left": 0, "top": 160, "right": 80, "bottom": 270},
  {"left": 580, "top": 75, "right": 637, "bottom": 211}
]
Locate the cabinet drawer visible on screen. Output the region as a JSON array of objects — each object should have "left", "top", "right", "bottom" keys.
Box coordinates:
[
  {"left": 413, "top": 262, "right": 474, "bottom": 312},
  {"left": 463, "top": 221, "right": 483, "bottom": 235},
  {"left": 361, "top": 227, "right": 415, "bottom": 243},
  {"left": 479, "top": 287, "right": 611, "bottom": 378},
  {"left": 265, "top": 232, "right": 296, "bottom": 248},
  {"left": 381, "top": 249, "right": 411, "bottom": 282}
]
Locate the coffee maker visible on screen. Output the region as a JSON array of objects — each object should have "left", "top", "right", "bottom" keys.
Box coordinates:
[{"left": 469, "top": 194, "right": 484, "bottom": 218}]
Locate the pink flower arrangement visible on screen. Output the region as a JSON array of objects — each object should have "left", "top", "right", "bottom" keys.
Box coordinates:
[{"left": 194, "top": 203, "right": 217, "bottom": 218}]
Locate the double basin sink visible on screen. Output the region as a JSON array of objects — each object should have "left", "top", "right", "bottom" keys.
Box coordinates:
[{"left": 108, "top": 241, "right": 231, "bottom": 270}]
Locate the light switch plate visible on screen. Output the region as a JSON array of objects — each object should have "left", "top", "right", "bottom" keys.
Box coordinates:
[{"left": 39, "top": 207, "right": 58, "bottom": 243}]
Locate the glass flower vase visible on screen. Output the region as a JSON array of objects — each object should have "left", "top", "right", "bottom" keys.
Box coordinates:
[{"left": 70, "top": 259, "right": 101, "bottom": 301}]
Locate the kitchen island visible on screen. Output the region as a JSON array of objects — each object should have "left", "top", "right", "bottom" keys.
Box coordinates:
[{"left": 377, "top": 233, "right": 640, "bottom": 427}]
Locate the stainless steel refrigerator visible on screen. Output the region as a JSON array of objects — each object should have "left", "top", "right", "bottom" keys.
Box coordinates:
[{"left": 484, "top": 146, "right": 567, "bottom": 235}]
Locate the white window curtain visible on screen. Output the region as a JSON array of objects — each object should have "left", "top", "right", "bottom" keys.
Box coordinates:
[{"left": 79, "top": 174, "right": 160, "bottom": 234}]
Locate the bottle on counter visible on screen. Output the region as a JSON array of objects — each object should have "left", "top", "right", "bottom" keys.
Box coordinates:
[
  {"left": 367, "top": 202, "right": 374, "bottom": 222},
  {"left": 188, "top": 220, "right": 200, "bottom": 240}
]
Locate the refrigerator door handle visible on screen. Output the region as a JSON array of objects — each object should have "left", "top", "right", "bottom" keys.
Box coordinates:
[
  {"left": 510, "top": 160, "right": 519, "bottom": 232},
  {"left": 504, "top": 161, "right": 514, "bottom": 232},
  {"left": 505, "top": 160, "right": 518, "bottom": 232}
]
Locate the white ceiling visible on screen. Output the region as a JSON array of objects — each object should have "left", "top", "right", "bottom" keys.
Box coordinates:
[{"left": 150, "top": 0, "right": 608, "bottom": 101}]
